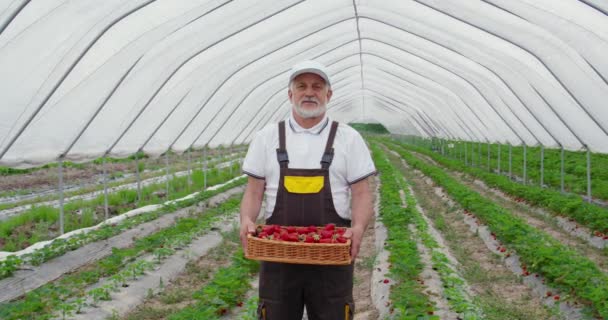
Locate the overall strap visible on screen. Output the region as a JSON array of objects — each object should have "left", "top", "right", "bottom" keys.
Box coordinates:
[
  {"left": 276, "top": 121, "right": 289, "bottom": 168},
  {"left": 320, "top": 121, "right": 339, "bottom": 169}
]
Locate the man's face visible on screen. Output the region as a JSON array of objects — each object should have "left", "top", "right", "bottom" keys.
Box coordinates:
[{"left": 288, "top": 73, "right": 333, "bottom": 119}]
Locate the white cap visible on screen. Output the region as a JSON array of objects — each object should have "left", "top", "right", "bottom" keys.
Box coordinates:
[{"left": 288, "top": 60, "right": 331, "bottom": 88}]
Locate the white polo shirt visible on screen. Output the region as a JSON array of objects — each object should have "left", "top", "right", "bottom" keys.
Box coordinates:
[{"left": 242, "top": 115, "right": 376, "bottom": 220}]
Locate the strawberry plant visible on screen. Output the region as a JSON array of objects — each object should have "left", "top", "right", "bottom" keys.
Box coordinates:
[
  {"left": 0, "top": 194, "right": 243, "bottom": 319},
  {"left": 0, "top": 175, "right": 246, "bottom": 281},
  {"left": 166, "top": 248, "right": 259, "bottom": 319},
  {"left": 380, "top": 139, "right": 608, "bottom": 319},
  {"left": 371, "top": 144, "right": 438, "bottom": 319}
]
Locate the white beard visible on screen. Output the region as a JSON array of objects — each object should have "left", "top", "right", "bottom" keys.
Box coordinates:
[{"left": 293, "top": 99, "right": 327, "bottom": 119}]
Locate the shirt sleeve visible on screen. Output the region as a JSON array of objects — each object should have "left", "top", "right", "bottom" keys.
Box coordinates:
[
  {"left": 242, "top": 130, "right": 266, "bottom": 179},
  {"left": 346, "top": 131, "right": 377, "bottom": 184}
]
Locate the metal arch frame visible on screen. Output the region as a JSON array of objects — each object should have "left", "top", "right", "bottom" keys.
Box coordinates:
[
  {"left": 578, "top": 0, "right": 608, "bottom": 16},
  {"left": 359, "top": 36, "right": 531, "bottom": 146},
  {"left": 332, "top": 74, "right": 457, "bottom": 139},
  {"left": 202, "top": 42, "right": 363, "bottom": 147},
  {"left": 370, "top": 65, "right": 488, "bottom": 142},
  {"left": 351, "top": 79, "right": 468, "bottom": 140},
  {"left": 481, "top": 0, "right": 608, "bottom": 88},
  {"left": 0, "top": 0, "right": 32, "bottom": 35},
  {"left": 411, "top": 0, "right": 608, "bottom": 137},
  {"left": 135, "top": 16, "right": 358, "bottom": 153},
  {"left": 359, "top": 14, "right": 580, "bottom": 148},
  {"left": 351, "top": 0, "right": 365, "bottom": 119},
  {"left": 219, "top": 59, "right": 363, "bottom": 147},
  {"left": 204, "top": 64, "right": 362, "bottom": 149},
  {"left": 57, "top": 0, "right": 235, "bottom": 158},
  {"left": 102, "top": 1, "right": 305, "bottom": 156},
  {"left": 4, "top": 1, "right": 601, "bottom": 165},
  {"left": 332, "top": 81, "right": 455, "bottom": 139},
  {"left": 283, "top": 49, "right": 493, "bottom": 142},
  {"left": 0, "top": 0, "right": 158, "bottom": 161},
  {"left": 176, "top": 37, "right": 354, "bottom": 151}
]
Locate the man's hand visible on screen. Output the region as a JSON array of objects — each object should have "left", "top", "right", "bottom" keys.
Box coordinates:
[
  {"left": 239, "top": 176, "right": 265, "bottom": 253},
  {"left": 240, "top": 218, "right": 256, "bottom": 252},
  {"left": 343, "top": 226, "right": 365, "bottom": 261}
]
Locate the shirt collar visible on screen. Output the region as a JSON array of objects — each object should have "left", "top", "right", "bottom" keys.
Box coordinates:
[{"left": 288, "top": 114, "right": 330, "bottom": 135}]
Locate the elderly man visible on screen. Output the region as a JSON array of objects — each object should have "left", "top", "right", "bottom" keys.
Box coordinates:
[{"left": 240, "top": 60, "right": 376, "bottom": 320}]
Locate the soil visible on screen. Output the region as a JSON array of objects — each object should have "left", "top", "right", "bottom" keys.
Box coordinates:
[
  {"left": 122, "top": 235, "right": 240, "bottom": 320},
  {"left": 411, "top": 151, "right": 608, "bottom": 273},
  {"left": 385, "top": 147, "right": 559, "bottom": 320}
]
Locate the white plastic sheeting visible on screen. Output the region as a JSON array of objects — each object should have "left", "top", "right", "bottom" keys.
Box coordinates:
[{"left": 0, "top": 0, "right": 607, "bottom": 168}]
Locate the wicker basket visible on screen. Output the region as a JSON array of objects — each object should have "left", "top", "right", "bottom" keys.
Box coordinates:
[{"left": 245, "top": 231, "right": 352, "bottom": 266}]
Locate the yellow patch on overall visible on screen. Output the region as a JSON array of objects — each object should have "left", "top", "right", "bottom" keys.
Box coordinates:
[{"left": 284, "top": 176, "right": 324, "bottom": 194}]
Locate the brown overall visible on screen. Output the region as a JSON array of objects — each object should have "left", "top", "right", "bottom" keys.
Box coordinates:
[{"left": 257, "top": 120, "right": 354, "bottom": 320}]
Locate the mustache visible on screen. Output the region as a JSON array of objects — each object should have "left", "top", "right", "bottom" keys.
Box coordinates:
[{"left": 299, "top": 97, "right": 319, "bottom": 104}]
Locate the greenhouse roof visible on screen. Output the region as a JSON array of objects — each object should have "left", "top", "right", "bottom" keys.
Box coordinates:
[{"left": 1, "top": 0, "right": 607, "bottom": 168}]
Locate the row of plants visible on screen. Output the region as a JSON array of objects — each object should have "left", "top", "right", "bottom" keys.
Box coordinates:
[
  {"left": 427, "top": 139, "right": 608, "bottom": 201},
  {"left": 0, "top": 160, "right": 243, "bottom": 252},
  {"left": 380, "top": 146, "right": 483, "bottom": 319},
  {"left": 0, "top": 146, "right": 247, "bottom": 176},
  {"left": 165, "top": 248, "right": 260, "bottom": 319},
  {"left": 389, "top": 139, "right": 608, "bottom": 235},
  {"left": 370, "top": 144, "right": 439, "bottom": 319},
  {"left": 0, "top": 194, "right": 244, "bottom": 320},
  {"left": 380, "top": 139, "right": 608, "bottom": 319},
  {"left": 0, "top": 150, "right": 245, "bottom": 212},
  {"left": 0, "top": 171, "right": 246, "bottom": 280}
]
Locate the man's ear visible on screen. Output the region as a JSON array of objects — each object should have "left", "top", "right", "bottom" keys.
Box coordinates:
[
  {"left": 288, "top": 89, "right": 293, "bottom": 103},
  {"left": 326, "top": 88, "right": 333, "bottom": 102}
]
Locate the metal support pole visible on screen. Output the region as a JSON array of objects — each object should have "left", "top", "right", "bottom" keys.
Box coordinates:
[
  {"left": 523, "top": 144, "right": 527, "bottom": 185},
  {"left": 135, "top": 152, "right": 141, "bottom": 203},
  {"left": 487, "top": 142, "right": 491, "bottom": 172},
  {"left": 187, "top": 148, "right": 192, "bottom": 186},
  {"left": 560, "top": 146, "right": 565, "bottom": 193},
  {"left": 464, "top": 142, "right": 468, "bottom": 166},
  {"left": 58, "top": 159, "right": 65, "bottom": 235},
  {"left": 203, "top": 147, "right": 208, "bottom": 190},
  {"left": 478, "top": 142, "right": 482, "bottom": 168},
  {"left": 587, "top": 147, "right": 592, "bottom": 203},
  {"left": 459, "top": 142, "right": 462, "bottom": 162},
  {"left": 165, "top": 152, "right": 169, "bottom": 199},
  {"left": 103, "top": 156, "right": 109, "bottom": 220},
  {"left": 540, "top": 145, "right": 544, "bottom": 188},
  {"left": 509, "top": 144, "right": 512, "bottom": 180},
  {"left": 229, "top": 145, "right": 233, "bottom": 175},
  {"left": 497, "top": 143, "right": 501, "bottom": 174}
]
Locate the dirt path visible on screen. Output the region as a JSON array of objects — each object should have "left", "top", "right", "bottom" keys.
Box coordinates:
[
  {"left": 122, "top": 228, "right": 241, "bottom": 320},
  {"left": 410, "top": 151, "right": 608, "bottom": 273},
  {"left": 385, "top": 149, "right": 559, "bottom": 320}
]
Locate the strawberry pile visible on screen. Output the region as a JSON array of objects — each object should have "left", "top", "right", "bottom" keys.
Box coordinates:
[{"left": 253, "top": 223, "right": 348, "bottom": 244}]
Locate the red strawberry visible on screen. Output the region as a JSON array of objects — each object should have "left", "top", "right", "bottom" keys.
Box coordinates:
[
  {"left": 258, "top": 232, "right": 268, "bottom": 239},
  {"left": 320, "top": 230, "right": 333, "bottom": 239},
  {"left": 286, "top": 226, "right": 296, "bottom": 233},
  {"left": 553, "top": 295, "right": 560, "bottom": 300},
  {"left": 336, "top": 236, "right": 348, "bottom": 243},
  {"left": 383, "top": 279, "right": 389, "bottom": 284},
  {"left": 336, "top": 228, "right": 346, "bottom": 235},
  {"left": 324, "top": 223, "right": 336, "bottom": 231},
  {"left": 546, "top": 291, "right": 552, "bottom": 297},
  {"left": 304, "top": 235, "right": 315, "bottom": 243},
  {"left": 319, "top": 238, "right": 332, "bottom": 243},
  {"left": 308, "top": 225, "right": 318, "bottom": 233},
  {"left": 296, "top": 227, "right": 309, "bottom": 234},
  {"left": 237, "top": 301, "right": 243, "bottom": 307}
]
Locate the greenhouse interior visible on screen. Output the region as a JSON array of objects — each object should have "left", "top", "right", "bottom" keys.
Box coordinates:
[{"left": 1, "top": 1, "right": 607, "bottom": 319}]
